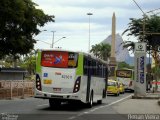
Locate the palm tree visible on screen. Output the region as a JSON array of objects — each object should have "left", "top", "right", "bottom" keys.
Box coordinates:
[
  {"left": 90, "top": 44, "right": 101, "bottom": 57},
  {"left": 90, "top": 43, "right": 111, "bottom": 61},
  {"left": 99, "top": 43, "right": 111, "bottom": 61},
  {"left": 120, "top": 41, "right": 135, "bottom": 53}
]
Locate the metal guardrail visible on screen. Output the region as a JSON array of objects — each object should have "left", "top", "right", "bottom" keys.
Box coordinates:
[{"left": 0, "top": 80, "right": 34, "bottom": 99}]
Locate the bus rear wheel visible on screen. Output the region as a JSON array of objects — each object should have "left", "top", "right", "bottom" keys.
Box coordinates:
[
  {"left": 87, "top": 92, "right": 93, "bottom": 108},
  {"left": 97, "top": 100, "right": 102, "bottom": 104},
  {"left": 49, "top": 99, "right": 61, "bottom": 108}
]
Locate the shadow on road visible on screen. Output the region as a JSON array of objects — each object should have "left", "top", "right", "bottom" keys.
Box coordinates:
[{"left": 38, "top": 102, "right": 105, "bottom": 112}]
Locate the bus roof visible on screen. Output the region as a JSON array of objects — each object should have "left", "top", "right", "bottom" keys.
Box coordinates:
[
  {"left": 38, "top": 49, "right": 108, "bottom": 65},
  {"left": 117, "top": 68, "right": 134, "bottom": 71},
  {"left": 37, "top": 48, "right": 84, "bottom": 53}
]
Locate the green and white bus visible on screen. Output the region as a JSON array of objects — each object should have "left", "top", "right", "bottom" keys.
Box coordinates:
[{"left": 35, "top": 49, "right": 108, "bottom": 108}]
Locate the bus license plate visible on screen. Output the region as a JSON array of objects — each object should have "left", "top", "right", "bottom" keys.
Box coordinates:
[
  {"left": 53, "top": 88, "right": 61, "bottom": 92},
  {"left": 43, "top": 79, "right": 52, "bottom": 84}
]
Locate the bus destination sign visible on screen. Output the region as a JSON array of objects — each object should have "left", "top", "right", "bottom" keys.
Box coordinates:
[{"left": 116, "top": 70, "right": 132, "bottom": 78}]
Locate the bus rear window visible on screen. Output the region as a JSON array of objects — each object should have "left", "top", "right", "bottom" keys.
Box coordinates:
[{"left": 41, "top": 51, "right": 78, "bottom": 68}]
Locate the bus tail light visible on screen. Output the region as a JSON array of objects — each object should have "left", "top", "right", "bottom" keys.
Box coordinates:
[
  {"left": 36, "top": 74, "right": 42, "bottom": 91},
  {"left": 73, "top": 76, "right": 81, "bottom": 93}
]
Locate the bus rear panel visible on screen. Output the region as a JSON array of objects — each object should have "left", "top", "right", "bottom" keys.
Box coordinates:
[
  {"left": 35, "top": 50, "right": 82, "bottom": 101},
  {"left": 116, "top": 69, "right": 134, "bottom": 92},
  {"left": 35, "top": 50, "right": 108, "bottom": 107}
]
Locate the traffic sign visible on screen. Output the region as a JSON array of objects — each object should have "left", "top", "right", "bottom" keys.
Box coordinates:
[
  {"left": 134, "top": 42, "right": 146, "bottom": 96},
  {"left": 135, "top": 42, "right": 146, "bottom": 53}
]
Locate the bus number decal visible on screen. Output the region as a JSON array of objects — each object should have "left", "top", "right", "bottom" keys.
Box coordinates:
[{"left": 62, "top": 75, "right": 72, "bottom": 79}]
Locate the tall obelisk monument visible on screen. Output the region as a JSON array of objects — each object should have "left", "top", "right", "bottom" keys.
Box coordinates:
[
  {"left": 111, "top": 12, "right": 116, "bottom": 58},
  {"left": 109, "top": 12, "right": 117, "bottom": 77}
]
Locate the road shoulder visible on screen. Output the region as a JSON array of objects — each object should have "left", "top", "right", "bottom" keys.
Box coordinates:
[{"left": 112, "top": 99, "right": 160, "bottom": 114}]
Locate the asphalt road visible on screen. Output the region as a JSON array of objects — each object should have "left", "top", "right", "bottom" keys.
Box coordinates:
[{"left": 0, "top": 93, "right": 132, "bottom": 120}]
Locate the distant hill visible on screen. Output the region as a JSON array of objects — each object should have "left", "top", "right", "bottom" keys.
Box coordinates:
[
  {"left": 101, "top": 34, "right": 130, "bottom": 62},
  {"left": 101, "top": 34, "right": 151, "bottom": 65}
]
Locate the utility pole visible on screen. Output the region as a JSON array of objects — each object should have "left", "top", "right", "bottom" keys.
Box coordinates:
[{"left": 87, "top": 13, "right": 93, "bottom": 53}]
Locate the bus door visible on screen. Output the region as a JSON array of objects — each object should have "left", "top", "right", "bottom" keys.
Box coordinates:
[{"left": 86, "top": 57, "right": 92, "bottom": 102}]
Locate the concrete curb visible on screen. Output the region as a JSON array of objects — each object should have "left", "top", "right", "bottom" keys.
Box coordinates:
[{"left": 132, "top": 96, "right": 160, "bottom": 99}]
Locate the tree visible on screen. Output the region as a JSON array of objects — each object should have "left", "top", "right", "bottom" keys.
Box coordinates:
[
  {"left": 117, "top": 61, "right": 134, "bottom": 69},
  {"left": 122, "top": 15, "right": 160, "bottom": 92},
  {"left": 99, "top": 43, "right": 111, "bottom": 61},
  {"left": 90, "top": 44, "right": 101, "bottom": 58},
  {"left": 122, "top": 15, "right": 160, "bottom": 66},
  {"left": 90, "top": 43, "right": 111, "bottom": 61},
  {"left": 20, "top": 50, "right": 37, "bottom": 75},
  {"left": 0, "top": 0, "right": 54, "bottom": 59}
]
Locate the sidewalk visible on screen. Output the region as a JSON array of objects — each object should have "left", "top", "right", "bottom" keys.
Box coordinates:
[
  {"left": 132, "top": 92, "right": 160, "bottom": 99},
  {"left": 113, "top": 93, "right": 160, "bottom": 114}
]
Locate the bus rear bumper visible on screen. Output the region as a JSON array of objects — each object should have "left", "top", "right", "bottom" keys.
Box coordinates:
[{"left": 34, "top": 90, "right": 82, "bottom": 102}]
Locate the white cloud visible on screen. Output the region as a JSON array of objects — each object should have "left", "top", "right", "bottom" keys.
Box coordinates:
[{"left": 33, "top": 0, "right": 160, "bottom": 52}]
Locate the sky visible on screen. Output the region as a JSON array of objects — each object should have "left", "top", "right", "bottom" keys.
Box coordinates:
[{"left": 33, "top": 0, "right": 160, "bottom": 53}]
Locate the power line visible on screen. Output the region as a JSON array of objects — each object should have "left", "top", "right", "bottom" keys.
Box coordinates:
[{"left": 132, "top": 0, "right": 145, "bottom": 15}]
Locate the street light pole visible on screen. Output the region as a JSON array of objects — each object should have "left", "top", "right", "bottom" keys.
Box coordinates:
[
  {"left": 36, "top": 40, "right": 51, "bottom": 45},
  {"left": 87, "top": 13, "right": 93, "bottom": 53},
  {"left": 51, "top": 31, "right": 56, "bottom": 48},
  {"left": 53, "top": 37, "right": 66, "bottom": 45},
  {"left": 36, "top": 37, "right": 66, "bottom": 48}
]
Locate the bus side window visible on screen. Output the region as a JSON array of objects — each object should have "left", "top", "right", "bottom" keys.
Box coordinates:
[
  {"left": 91, "top": 60, "right": 94, "bottom": 76},
  {"left": 92, "top": 60, "right": 96, "bottom": 76},
  {"left": 96, "top": 62, "right": 99, "bottom": 77},
  {"left": 103, "top": 65, "right": 106, "bottom": 78},
  {"left": 103, "top": 66, "right": 105, "bottom": 78},
  {"left": 105, "top": 66, "right": 108, "bottom": 78},
  {"left": 97, "top": 63, "right": 100, "bottom": 77},
  {"left": 99, "top": 64, "right": 103, "bottom": 77},
  {"left": 96, "top": 61, "right": 98, "bottom": 76}
]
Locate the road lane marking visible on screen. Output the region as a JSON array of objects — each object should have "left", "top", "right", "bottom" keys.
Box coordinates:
[
  {"left": 89, "top": 94, "right": 133, "bottom": 112},
  {"left": 68, "top": 94, "right": 133, "bottom": 120},
  {"left": 68, "top": 116, "right": 76, "bottom": 119},
  {"left": 84, "top": 111, "right": 89, "bottom": 114},
  {"left": 77, "top": 113, "right": 84, "bottom": 116},
  {"left": 37, "top": 104, "right": 48, "bottom": 107}
]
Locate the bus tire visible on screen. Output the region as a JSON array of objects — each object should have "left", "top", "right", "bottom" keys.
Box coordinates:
[
  {"left": 102, "top": 89, "right": 106, "bottom": 98},
  {"left": 87, "top": 91, "right": 93, "bottom": 108},
  {"left": 49, "top": 99, "right": 61, "bottom": 108},
  {"left": 97, "top": 100, "right": 102, "bottom": 104},
  {"left": 97, "top": 90, "right": 105, "bottom": 104},
  {"left": 115, "top": 93, "right": 119, "bottom": 96}
]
